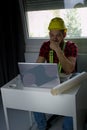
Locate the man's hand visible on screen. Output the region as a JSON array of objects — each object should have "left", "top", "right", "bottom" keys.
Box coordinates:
[{"left": 50, "top": 40, "right": 61, "bottom": 52}]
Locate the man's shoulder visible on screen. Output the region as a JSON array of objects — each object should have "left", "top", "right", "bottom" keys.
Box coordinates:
[
  {"left": 41, "top": 40, "right": 50, "bottom": 47},
  {"left": 65, "top": 40, "right": 78, "bottom": 48},
  {"left": 43, "top": 40, "right": 50, "bottom": 45}
]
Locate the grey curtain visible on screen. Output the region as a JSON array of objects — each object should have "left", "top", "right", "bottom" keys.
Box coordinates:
[{"left": 0, "top": 0, "right": 25, "bottom": 88}]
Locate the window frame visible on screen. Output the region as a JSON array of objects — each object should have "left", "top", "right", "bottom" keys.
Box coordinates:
[{"left": 19, "top": 0, "right": 87, "bottom": 45}]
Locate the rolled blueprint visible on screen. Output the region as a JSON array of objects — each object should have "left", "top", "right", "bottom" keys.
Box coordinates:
[{"left": 51, "top": 72, "right": 87, "bottom": 95}]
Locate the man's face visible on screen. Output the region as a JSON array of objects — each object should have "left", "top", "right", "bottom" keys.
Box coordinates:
[{"left": 49, "top": 30, "right": 64, "bottom": 45}]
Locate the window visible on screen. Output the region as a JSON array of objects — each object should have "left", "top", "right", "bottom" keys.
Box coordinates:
[{"left": 25, "top": 7, "right": 87, "bottom": 38}]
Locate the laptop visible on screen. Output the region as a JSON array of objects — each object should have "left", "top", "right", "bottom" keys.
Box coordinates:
[{"left": 18, "top": 62, "right": 60, "bottom": 89}]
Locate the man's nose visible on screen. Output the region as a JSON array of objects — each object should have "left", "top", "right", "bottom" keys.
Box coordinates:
[{"left": 54, "top": 36, "right": 58, "bottom": 41}]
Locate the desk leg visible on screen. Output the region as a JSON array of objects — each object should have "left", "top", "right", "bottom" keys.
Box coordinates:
[
  {"left": 3, "top": 106, "right": 10, "bottom": 130},
  {"left": 28, "top": 111, "right": 33, "bottom": 128},
  {"left": 72, "top": 105, "right": 78, "bottom": 130},
  {"left": 73, "top": 116, "right": 77, "bottom": 130},
  {"left": 73, "top": 109, "right": 86, "bottom": 130}
]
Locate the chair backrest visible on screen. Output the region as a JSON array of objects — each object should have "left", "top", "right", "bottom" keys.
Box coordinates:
[{"left": 77, "top": 54, "right": 87, "bottom": 72}]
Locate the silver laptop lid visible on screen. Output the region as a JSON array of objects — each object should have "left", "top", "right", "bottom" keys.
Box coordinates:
[{"left": 18, "top": 62, "right": 60, "bottom": 88}]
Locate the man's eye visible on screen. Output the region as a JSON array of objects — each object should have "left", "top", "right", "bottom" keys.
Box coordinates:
[
  {"left": 57, "top": 33, "right": 61, "bottom": 36},
  {"left": 50, "top": 33, "right": 62, "bottom": 37}
]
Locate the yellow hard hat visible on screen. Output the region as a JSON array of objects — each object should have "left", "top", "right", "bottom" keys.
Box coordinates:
[{"left": 48, "top": 17, "right": 67, "bottom": 32}]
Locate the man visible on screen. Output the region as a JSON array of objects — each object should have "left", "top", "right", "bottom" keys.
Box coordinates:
[{"left": 33, "top": 17, "right": 78, "bottom": 130}]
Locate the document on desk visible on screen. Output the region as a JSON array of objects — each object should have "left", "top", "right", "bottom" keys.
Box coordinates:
[{"left": 18, "top": 62, "right": 60, "bottom": 89}]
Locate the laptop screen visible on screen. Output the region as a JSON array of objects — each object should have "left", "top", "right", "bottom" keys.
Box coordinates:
[{"left": 18, "top": 62, "right": 60, "bottom": 88}]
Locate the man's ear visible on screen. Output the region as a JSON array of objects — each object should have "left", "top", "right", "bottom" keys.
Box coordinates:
[{"left": 63, "top": 32, "right": 66, "bottom": 38}]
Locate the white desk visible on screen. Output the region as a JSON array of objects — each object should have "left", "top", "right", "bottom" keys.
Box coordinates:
[{"left": 1, "top": 72, "right": 87, "bottom": 130}]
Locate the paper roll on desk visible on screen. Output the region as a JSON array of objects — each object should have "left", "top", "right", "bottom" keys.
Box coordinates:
[{"left": 51, "top": 72, "right": 87, "bottom": 95}]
